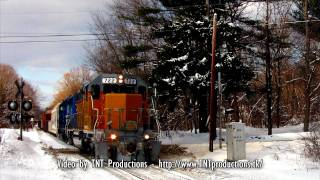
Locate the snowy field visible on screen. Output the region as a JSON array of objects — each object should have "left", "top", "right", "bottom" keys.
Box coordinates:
[
  {"left": 0, "top": 124, "right": 319, "bottom": 180},
  {"left": 0, "top": 128, "right": 119, "bottom": 180},
  {"left": 160, "top": 124, "right": 320, "bottom": 180}
]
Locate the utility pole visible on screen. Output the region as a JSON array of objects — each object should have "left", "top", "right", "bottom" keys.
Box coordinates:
[
  {"left": 265, "top": 0, "right": 272, "bottom": 135},
  {"left": 303, "top": 0, "right": 311, "bottom": 132},
  {"left": 209, "top": 13, "right": 218, "bottom": 152}
]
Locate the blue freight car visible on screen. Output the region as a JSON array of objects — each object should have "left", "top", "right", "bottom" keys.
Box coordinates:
[
  {"left": 57, "top": 100, "right": 67, "bottom": 141},
  {"left": 66, "top": 95, "right": 77, "bottom": 129},
  {"left": 58, "top": 93, "right": 81, "bottom": 145}
]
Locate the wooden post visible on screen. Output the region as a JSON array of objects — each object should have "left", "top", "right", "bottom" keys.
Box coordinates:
[{"left": 209, "top": 13, "right": 218, "bottom": 152}]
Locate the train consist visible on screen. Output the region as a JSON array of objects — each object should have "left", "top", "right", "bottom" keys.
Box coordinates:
[{"left": 40, "top": 74, "right": 161, "bottom": 162}]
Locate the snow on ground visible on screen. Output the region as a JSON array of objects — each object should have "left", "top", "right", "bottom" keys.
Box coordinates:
[
  {"left": 36, "top": 130, "right": 77, "bottom": 150},
  {"left": 0, "top": 128, "right": 119, "bottom": 180},
  {"left": 160, "top": 124, "right": 320, "bottom": 180},
  {"left": 1, "top": 124, "right": 319, "bottom": 180},
  {"left": 160, "top": 123, "right": 308, "bottom": 144}
]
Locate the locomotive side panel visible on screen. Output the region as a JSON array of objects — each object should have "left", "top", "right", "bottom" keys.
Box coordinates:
[
  {"left": 93, "top": 96, "right": 105, "bottom": 130},
  {"left": 83, "top": 96, "right": 94, "bottom": 132},
  {"left": 76, "top": 100, "right": 84, "bottom": 130}
]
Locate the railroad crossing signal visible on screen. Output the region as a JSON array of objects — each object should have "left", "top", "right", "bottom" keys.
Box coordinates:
[
  {"left": 9, "top": 100, "right": 32, "bottom": 112},
  {"left": 15, "top": 79, "right": 25, "bottom": 99},
  {"left": 22, "top": 100, "right": 32, "bottom": 111},
  {"left": 8, "top": 113, "right": 19, "bottom": 124},
  {"left": 7, "top": 78, "right": 32, "bottom": 141},
  {"left": 8, "top": 100, "right": 18, "bottom": 111}
]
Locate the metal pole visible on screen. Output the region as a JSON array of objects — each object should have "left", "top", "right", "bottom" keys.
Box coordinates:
[
  {"left": 209, "top": 13, "right": 218, "bottom": 152},
  {"left": 19, "top": 78, "right": 23, "bottom": 141},
  {"left": 218, "top": 69, "right": 222, "bottom": 149}
]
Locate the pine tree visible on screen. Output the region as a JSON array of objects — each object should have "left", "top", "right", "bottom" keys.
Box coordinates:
[
  {"left": 292, "top": 0, "right": 320, "bottom": 40},
  {"left": 151, "top": 0, "right": 255, "bottom": 132}
]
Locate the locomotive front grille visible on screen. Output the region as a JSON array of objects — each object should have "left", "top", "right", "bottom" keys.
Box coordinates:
[{"left": 126, "top": 142, "right": 137, "bottom": 153}]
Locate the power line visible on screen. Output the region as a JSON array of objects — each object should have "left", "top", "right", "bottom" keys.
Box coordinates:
[
  {"left": 0, "top": 33, "right": 105, "bottom": 38},
  {"left": 0, "top": 31, "right": 99, "bottom": 35},
  {"left": 0, "top": 10, "right": 111, "bottom": 15},
  {"left": 267, "top": 19, "right": 320, "bottom": 25},
  {"left": 0, "top": 16, "right": 319, "bottom": 43},
  {"left": 0, "top": 19, "right": 319, "bottom": 38},
  {"left": 0, "top": 36, "right": 148, "bottom": 44},
  {"left": 0, "top": 38, "right": 100, "bottom": 44}
]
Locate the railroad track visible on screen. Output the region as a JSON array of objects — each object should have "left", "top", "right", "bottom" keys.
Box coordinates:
[
  {"left": 80, "top": 154, "right": 194, "bottom": 180},
  {"left": 105, "top": 167, "right": 144, "bottom": 180},
  {"left": 122, "top": 165, "right": 194, "bottom": 180},
  {"left": 38, "top": 131, "right": 193, "bottom": 180}
]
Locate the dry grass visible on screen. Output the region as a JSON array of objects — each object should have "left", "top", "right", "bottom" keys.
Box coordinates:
[
  {"left": 160, "top": 144, "right": 189, "bottom": 155},
  {"left": 42, "top": 146, "right": 79, "bottom": 158},
  {"left": 304, "top": 123, "right": 320, "bottom": 162}
]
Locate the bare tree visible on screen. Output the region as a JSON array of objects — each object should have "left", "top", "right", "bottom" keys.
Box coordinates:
[
  {"left": 303, "top": 0, "right": 311, "bottom": 131},
  {"left": 0, "top": 64, "right": 40, "bottom": 127},
  {"left": 86, "top": 0, "right": 162, "bottom": 78},
  {"left": 50, "top": 66, "right": 92, "bottom": 108},
  {"left": 270, "top": 1, "right": 293, "bottom": 128}
]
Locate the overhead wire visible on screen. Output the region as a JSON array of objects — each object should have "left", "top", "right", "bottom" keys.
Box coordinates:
[
  {"left": 0, "top": 2, "right": 319, "bottom": 44},
  {"left": 0, "top": 33, "right": 106, "bottom": 38},
  {"left": 0, "top": 18, "right": 319, "bottom": 38},
  {"left": 0, "top": 39, "right": 100, "bottom": 44}
]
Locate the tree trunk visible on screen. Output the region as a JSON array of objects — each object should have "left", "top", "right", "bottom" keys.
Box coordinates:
[
  {"left": 304, "top": 88, "right": 310, "bottom": 131},
  {"left": 198, "top": 93, "right": 209, "bottom": 133},
  {"left": 303, "top": 0, "right": 310, "bottom": 132},
  {"left": 276, "top": 58, "right": 281, "bottom": 128},
  {"left": 265, "top": 0, "right": 272, "bottom": 135}
]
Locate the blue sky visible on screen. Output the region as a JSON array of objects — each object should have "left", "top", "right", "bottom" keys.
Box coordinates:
[{"left": 0, "top": 0, "right": 111, "bottom": 107}]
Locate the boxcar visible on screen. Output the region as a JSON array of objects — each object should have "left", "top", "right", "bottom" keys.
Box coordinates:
[
  {"left": 41, "top": 110, "right": 51, "bottom": 132},
  {"left": 48, "top": 103, "right": 59, "bottom": 135}
]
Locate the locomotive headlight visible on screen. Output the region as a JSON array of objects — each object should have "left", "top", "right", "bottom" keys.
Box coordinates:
[
  {"left": 110, "top": 134, "right": 117, "bottom": 140},
  {"left": 144, "top": 134, "right": 150, "bottom": 140},
  {"left": 118, "top": 75, "right": 124, "bottom": 83}
]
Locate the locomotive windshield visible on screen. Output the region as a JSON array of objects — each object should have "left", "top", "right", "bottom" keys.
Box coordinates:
[
  {"left": 103, "top": 84, "right": 135, "bottom": 94},
  {"left": 88, "top": 74, "right": 147, "bottom": 96}
]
